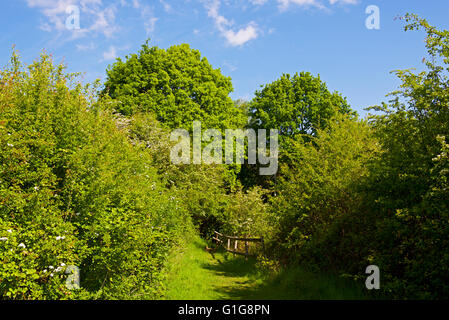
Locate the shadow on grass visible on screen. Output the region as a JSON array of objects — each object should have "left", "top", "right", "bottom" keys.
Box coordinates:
[{"left": 198, "top": 241, "right": 371, "bottom": 300}]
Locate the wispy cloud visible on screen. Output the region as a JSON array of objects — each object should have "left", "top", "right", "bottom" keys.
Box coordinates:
[
  {"left": 121, "top": 0, "right": 158, "bottom": 34},
  {"left": 102, "top": 45, "right": 117, "bottom": 61},
  {"left": 159, "top": 0, "right": 172, "bottom": 13},
  {"left": 25, "top": 0, "right": 160, "bottom": 39},
  {"left": 329, "top": 0, "right": 358, "bottom": 4},
  {"left": 201, "top": 0, "right": 357, "bottom": 47},
  {"left": 141, "top": 5, "right": 158, "bottom": 34},
  {"left": 223, "top": 60, "right": 237, "bottom": 72},
  {"left": 25, "top": 0, "right": 119, "bottom": 38},
  {"left": 277, "top": 0, "right": 358, "bottom": 11},
  {"left": 249, "top": 0, "right": 268, "bottom": 5},
  {"left": 204, "top": 0, "right": 259, "bottom": 47},
  {"left": 76, "top": 41, "right": 96, "bottom": 51}
]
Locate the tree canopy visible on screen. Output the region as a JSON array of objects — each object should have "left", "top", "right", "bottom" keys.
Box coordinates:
[
  {"left": 248, "top": 71, "right": 355, "bottom": 139},
  {"left": 103, "top": 41, "right": 246, "bottom": 131}
]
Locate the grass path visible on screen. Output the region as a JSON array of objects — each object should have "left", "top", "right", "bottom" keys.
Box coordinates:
[
  {"left": 164, "top": 237, "right": 368, "bottom": 300},
  {"left": 164, "top": 237, "right": 257, "bottom": 300}
]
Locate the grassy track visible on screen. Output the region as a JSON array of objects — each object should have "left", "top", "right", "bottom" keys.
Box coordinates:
[{"left": 164, "top": 237, "right": 368, "bottom": 300}]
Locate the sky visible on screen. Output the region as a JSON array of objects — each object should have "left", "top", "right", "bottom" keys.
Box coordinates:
[{"left": 1, "top": 0, "right": 449, "bottom": 116}]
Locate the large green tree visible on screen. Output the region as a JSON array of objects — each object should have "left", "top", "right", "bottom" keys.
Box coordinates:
[
  {"left": 103, "top": 41, "right": 246, "bottom": 131},
  {"left": 248, "top": 72, "right": 355, "bottom": 139},
  {"left": 240, "top": 72, "right": 355, "bottom": 189}
]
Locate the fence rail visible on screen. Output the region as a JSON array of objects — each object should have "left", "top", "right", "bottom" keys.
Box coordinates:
[{"left": 213, "top": 231, "right": 264, "bottom": 258}]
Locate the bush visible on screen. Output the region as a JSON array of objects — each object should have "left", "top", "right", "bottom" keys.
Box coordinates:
[
  {"left": 270, "top": 115, "right": 380, "bottom": 272},
  {"left": 362, "top": 15, "right": 449, "bottom": 298},
  {"left": 0, "top": 51, "right": 191, "bottom": 299}
]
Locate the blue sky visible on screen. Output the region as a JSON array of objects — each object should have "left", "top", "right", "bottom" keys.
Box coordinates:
[{"left": 1, "top": 0, "right": 449, "bottom": 115}]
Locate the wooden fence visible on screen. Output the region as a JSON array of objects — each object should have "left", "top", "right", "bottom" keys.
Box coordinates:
[{"left": 213, "top": 231, "right": 264, "bottom": 258}]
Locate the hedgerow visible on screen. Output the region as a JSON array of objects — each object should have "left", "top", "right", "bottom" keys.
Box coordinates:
[{"left": 0, "top": 51, "right": 192, "bottom": 299}]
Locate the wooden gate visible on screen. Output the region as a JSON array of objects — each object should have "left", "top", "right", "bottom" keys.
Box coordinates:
[{"left": 213, "top": 231, "right": 264, "bottom": 258}]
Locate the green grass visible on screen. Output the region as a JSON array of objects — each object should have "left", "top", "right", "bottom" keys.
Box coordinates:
[{"left": 163, "top": 237, "right": 369, "bottom": 300}]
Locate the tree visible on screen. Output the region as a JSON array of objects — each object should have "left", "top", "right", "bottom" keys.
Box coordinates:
[
  {"left": 102, "top": 40, "right": 246, "bottom": 132},
  {"left": 269, "top": 115, "right": 379, "bottom": 269},
  {"left": 240, "top": 72, "right": 355, "bottom": 189},
  {"left": 364, "top": 14, "right": 449, "bottom": 298},
  {"left": 248, "top": 72, "right": 355, "bottom": 139}
]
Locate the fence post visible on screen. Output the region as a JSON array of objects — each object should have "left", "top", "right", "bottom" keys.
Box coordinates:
[
  {"left": 234, "top": 240, "right": 238, "bottom": 257},
  {"left": 214, "top": 231, "right": 263, "bottom": 260}
]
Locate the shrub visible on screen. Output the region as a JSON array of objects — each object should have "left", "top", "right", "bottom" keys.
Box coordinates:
[{"left": 0, "top": 51, "right": 191, "bottom": 299}]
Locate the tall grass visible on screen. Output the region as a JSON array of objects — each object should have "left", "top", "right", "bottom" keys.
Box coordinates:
[{"left": 163, "top": 237, "right": 370, "bottom": 300}]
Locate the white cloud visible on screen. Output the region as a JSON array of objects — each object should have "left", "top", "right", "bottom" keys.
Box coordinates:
[
  {"left": 249, "top": 0, "right": 268, "bottom": 5},
  {"left": 277, "top": 0, "right": 324, "bottom": 11},
  {"left": 102, "top": 45, "right": 117, "bottom": 61},
  {"left": 26, "top": 0, "right": 119, "bottom": 38},
  {"left": 132, "top": 0, "right": 140, "bottom": 8},
  {"left": 117, "top": 0, "right": 158, "bottom": 34},
  {"left": 329, "top": 0, "right": 358, "bottom": 4},
  {"left": 139, "top": 5, "right": 158, "bottom": 34},
  {"left": 201, "top": 0, "right": 357, "bottom": 46},
  {"left": 159, "top": 0, "right": 172, "bottom": 13},
  {"left": 86, "top": 5, "right": 119, "bottom": 38},
  {"left": 277, "top": 0, "right": 358, "bottom": 11},
  {"left": 39, "top": 22, "right": 52, "bottom": 32},
  {"left": 222, "top": 23, "right": 258, "bottom": 46},
  {"left": 145, "top": 17, "right": 158, "bottom": 34},
  {"left": 76, "top": 42, "right": 96, "bottom": 51},
  {"left": 223, "top": 60, "right": 237, "bottom": 72},
  {"left": 204, "top": 0, "right": 260, "bottom": 46},
  {"left": 26, "top": 0, "right": 160, "bottom": 42}
]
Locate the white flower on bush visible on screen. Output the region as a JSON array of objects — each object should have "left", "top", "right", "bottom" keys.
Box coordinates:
[
  {"left": 7, "top": 143, "right": 13, "bottom": 147},
  {"left": 43, "top": 269, "right": 47, "bottom": 273},
  {"left": 60, "top": 263, "right": 66, "bottom": 267},
  {"left": 55, "top": 267, "right": 62, "bottom": 273},
  {"left": 18, "top": 243, "right": 25, "bottom": 248},
  {"left": 7, "top": 229, "right": 12, "bottom": 233},
  {"left": 49, "top": 266, "right": 54, "bottom": 270},
  {"left": 0, "top": 237, "right": 8, "bottom": 241},
  {"left": 56, "top": 236, "right": 65, "bottom": 240}
]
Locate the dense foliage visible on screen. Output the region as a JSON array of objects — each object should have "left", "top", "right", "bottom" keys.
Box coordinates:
[
  {"left": 264, "top": 15, "right": 449, "bottom": 299},
  {"left": 269, "top": 115, "right": 379, "bottom": 266},
  {"left": 0, "top": 52, "right": 192, "bottom": 299},
  {"left": 2, "top": 14, "right": 449, "bottom": 300},
  {"left": 240, "top": 71, "right": 356, "bottom": 189},
  {"left": 363, "top": 15, "right": 449, "bottom": 298},
  {"left": 249, "top": 72, "right": 354, "bottom": 138},
  {"left": 103, "top": 41, "right": 246, "bottom": 132}
]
